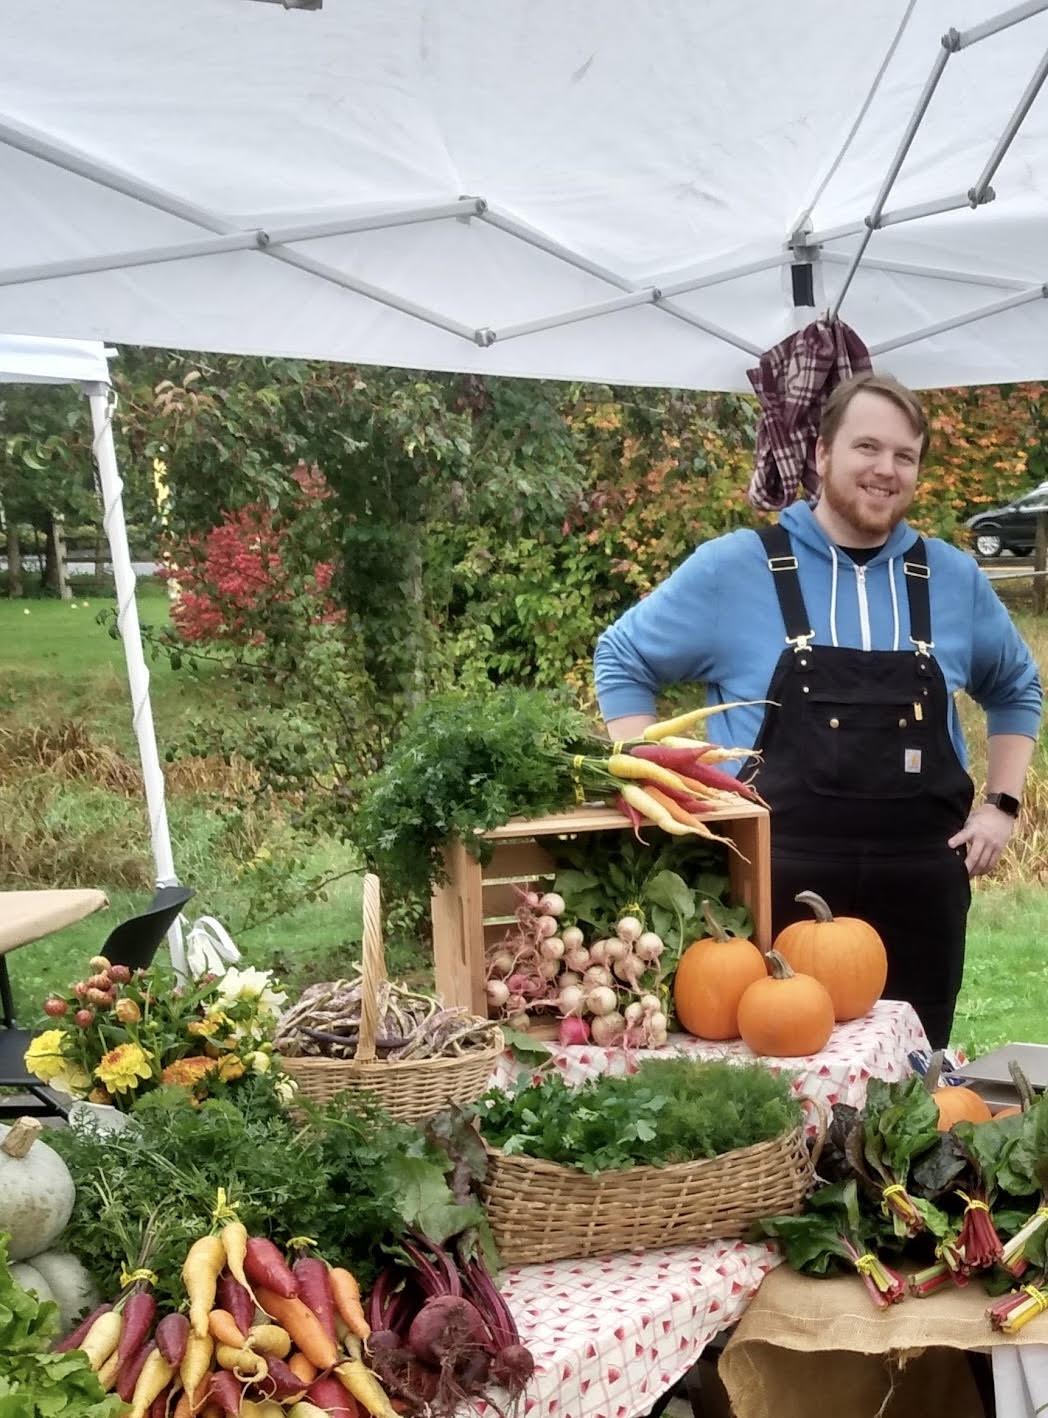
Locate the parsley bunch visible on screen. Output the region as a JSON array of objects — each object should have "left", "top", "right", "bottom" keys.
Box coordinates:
[
  {"left": 353, "top": 687, "right": 593, "bottom": 899},
  {"left": 478, "top": 1057, "right": 800, "bottom": 1173}
]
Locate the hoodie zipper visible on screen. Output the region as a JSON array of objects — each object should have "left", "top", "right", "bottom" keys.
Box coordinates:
[{"left": 855, "top": 565, "right": 872, "bottom": 650}]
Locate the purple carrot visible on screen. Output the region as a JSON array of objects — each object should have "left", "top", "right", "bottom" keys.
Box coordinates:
[
  {"left": 117, "top": 1339, "right": 156, "bottom": 1404},
  {"left": 117, "top": 1289, "right": 157, "bottom": 1368},
  {"left": 149, "top": 1385, "right": 173, "bottom": 1418},
  {"left": 54, "top": 1301, "right": 114, "bottom": 1352},
  {"left": 292, "top": 1256, "right": 337, "bottom": 1343},
  {"left": 259, "top": 1354, "right": 309, "bottom": 1401},
  {"left": 244, "top": 1236, "right": 298, "bottom": 1298},
  {"left": 154, "top": 1312, "right": 191, "bottom": 1367},
  {"left": 216, "top": 1271, "right": 255, "bottom": 1335},
  {"left": 207, "top": 1369, "right": 243, "bottom": 1418}
]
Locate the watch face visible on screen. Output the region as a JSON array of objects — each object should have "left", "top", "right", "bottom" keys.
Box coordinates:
[{"left": 987, "top": 792, "right": 1021, "bottom": 817}]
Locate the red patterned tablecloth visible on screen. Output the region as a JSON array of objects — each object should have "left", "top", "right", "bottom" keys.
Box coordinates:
[
  {"left": 494, "top": 1243, "right": 779, "bottom": 1418},
  {"left": 492, "top": 999, "right": 929, "bottom": 1113},
  {"left": 481, "top": 1000, "right": 928, "bottom": 1418}
]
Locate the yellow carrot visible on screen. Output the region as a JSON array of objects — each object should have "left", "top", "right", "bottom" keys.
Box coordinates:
[
  {"left": 607, "top": 754, "right": 693, "bottom": 793},
  {"left": 245, "top": 1323, "right": 292, "bottom": 1358},
  {"left": 618, "top": 781, "right": 692, "bottom": 835},
  {"left": 215, "top": 1342, "right": 268, "bottom": 1380},
  {"left": 218, "top": 1219, "right": 252, "bottom": 1294},
  {"left": 181, "top": 1234, "right": 227, "bottom": 1338},
  {"left": 178, "top": 1331, "right": 214, "bottom": 1411},
  {"left": 129, "top": 1350, "right": 176, "bottom": 1418},
  {"left": 287, "top": 1404, "right": 332, "bottom": 1418},
  {"left": 96, "top": 1347, "right": 122, "bottom": 1392},
  {"left": 335, "top": 1358, "right": 400, "bottom": 1418},
  {"left": 242, "top": 1403, "right": 286, "bottom": 1418},
  {"left": 78, "top": 1308, "right": 123, "bottom": 1371},
  {"left": 657, "top": 735, "right": 758, "bottom": 761},
  {"left": 641, "top": 700, "right": 771, "bottom": 741}
]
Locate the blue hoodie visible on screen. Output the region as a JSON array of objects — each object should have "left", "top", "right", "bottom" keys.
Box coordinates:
[{"left": 594, "top": 502, "right": 1043, "bottom": 768}]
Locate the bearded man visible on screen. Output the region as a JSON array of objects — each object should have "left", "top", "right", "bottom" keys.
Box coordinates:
[{"left": 595, "top": 372, "right": 1042, "bottom": 1047}]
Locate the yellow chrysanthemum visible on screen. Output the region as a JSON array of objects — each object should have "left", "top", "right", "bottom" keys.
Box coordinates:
[
  {"left": 187, "top": 1018, "right": 219, "bottom": 1037},
  {"left": 23, "top": 1029, "right": 70, "bottom": 1083},
  {"left": 50, "top": 1063, "right": 93, "bottom": 1098},
  {"left": 217, "top": 1055, "right": 246, "bottom": 1082},
  {"left": 95, "top": 1042, "right": 155, "bottom": 1095}
]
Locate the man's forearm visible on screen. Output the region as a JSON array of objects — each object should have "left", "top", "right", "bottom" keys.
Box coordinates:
[
  {"left": 604, "top": 714, "right": 656, "bottom": 741},
  {"left": 985, "top": 733, "right": 1037, "bottom": 800}
]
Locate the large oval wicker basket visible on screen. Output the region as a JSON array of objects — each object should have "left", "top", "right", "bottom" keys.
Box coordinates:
[
  {"left": 278, "top": 874, "right": 504, "bottom": 1123},
  {"left": 480, "top": 1101, "right": 823, "bottom": 1266}
]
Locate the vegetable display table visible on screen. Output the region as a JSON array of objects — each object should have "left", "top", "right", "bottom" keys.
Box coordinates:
[
  {"left": 493, "top": 998, "right": 929, "bottom": 1111},
  {"left": 486, "top": 1000, "right": 928, "bottom": 1418}
]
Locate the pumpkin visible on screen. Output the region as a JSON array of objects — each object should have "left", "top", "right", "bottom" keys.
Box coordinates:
[
  {"left": 736, "top": 949, "right": 835, "bottom": 1058},
  {"left": 772, "top": 891, "right": 887, "bottom": 1022},
  {"left": 0, "top": 1116, "right": 76, "bottom": 1261},
  {"left": 991, "top": 1104, "right": 1023, "bottom": 1120},
  {"left": 931, "top": 1085, "right": 993, "bottom": 1131},
  {"left": 672, "top": 906, "right": 767, "bottom": 1040}
]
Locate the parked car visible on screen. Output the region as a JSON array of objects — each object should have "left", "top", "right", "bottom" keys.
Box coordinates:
[{"left": 965, "top": 482, "right": 1048, "bottom": 558}]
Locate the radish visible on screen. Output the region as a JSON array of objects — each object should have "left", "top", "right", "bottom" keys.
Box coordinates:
[
  {"left": 558, "top": 985, "right": 584, "bottom": 1016},
  {"left": 603, "top": 936, "right": 629, "bottom": 961},
  {"left": 587, "top": 939, "right": 609, "bottom": 965},
  {"left": 537, "top": 892, "right": 566, "bottom": 917},
  {"left": 582, "top": 965, "right": 613, "bottom": 989},
  {"left": 561, "top": 925, "right": 584, "bottom": 951},
  {"left": 558, "top": 970, "right": 582, "bottom": 988},
  {"left": 557, "top": 1016, "right": 590, "bottom": 1046},
  {"left": 487, "top": 949, "right": 515, "bottom": 978},
  {"left": 486, "top": 979, "right": 510, "bottom": 1008},
  {"left": 615, "top": 915, "right": 643, "bottom": 944},
  {"left": 563, "top": 946, "right": 590, "bottom": 972},
  {"left": 635, "top": 932, "right": 665, "bottom": 962},
  {"left": 585, "top": 985, "right": 617, "bottom": 1017},
  {"left": 539, "top": 936, "right": 564, "bottom": 960},
  {"left": 535, "top": 915, "right": 559, "bottom": 939},
  {"left": 591, "top": 1012, "right": 627, "bottom": 1045},
  {"left": 537, "top": 957, "right": 561, "bottom": 980}
]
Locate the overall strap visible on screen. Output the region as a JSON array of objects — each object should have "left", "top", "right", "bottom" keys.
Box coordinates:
[
  {"left": 902, "top": 537, "right": 932, "bottom": 653},
  {"left": 756, "top": 524, "right": 813, "bottom": 648}
]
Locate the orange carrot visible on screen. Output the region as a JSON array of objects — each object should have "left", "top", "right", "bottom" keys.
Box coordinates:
[
  {"left": 253, "top": 1286, "right": 338, "bottom": 1371},
  {"left": 172, "top": 1391, "right": 193, "bottom": 1418},
  {"left": 641, "top": 783, "right": 705, "bottom": 828},
  {"left": 207, "top": 1310, "right": 247, "bottom": 1349},
  {"left": 329, "top": 1267, "right": 371, "bottom": 1341},
  {"left": 287, "top": 1351, "right": 318, "bottom": 1385},
  {"left": 181, "top": 1234, "right": 227, "bottom": 1338}
]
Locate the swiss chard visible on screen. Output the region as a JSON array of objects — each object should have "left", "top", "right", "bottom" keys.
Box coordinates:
[{"left": 860, "top": 1077, "right": 943, "bottom": 1238}]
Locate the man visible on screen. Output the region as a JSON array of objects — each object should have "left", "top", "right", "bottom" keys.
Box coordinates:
[{"left": 594, "top": 372, "right": 1042, "bottom": 1047}]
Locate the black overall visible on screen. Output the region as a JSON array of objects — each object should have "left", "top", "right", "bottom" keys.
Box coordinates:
[{"left": 747, "top": 525, "right": 974, "bottom": 1048}]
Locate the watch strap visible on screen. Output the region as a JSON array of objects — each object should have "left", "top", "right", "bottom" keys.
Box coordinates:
[{"left": 985, "top": 791, "right": 1021, "bottom": 818}]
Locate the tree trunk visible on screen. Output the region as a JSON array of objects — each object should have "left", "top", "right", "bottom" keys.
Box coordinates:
[
  {"left": 5, "top": 521, "right": 22, "bottom": 598},
  {"left": 1034, "top": 511, "right": 1047, "bottom": 615},
  {"left": 42, "top": 512, "right": 72, "bottom": 599},
  {"left": 402, "top": 534, "right": 427, "bottom": 712}
]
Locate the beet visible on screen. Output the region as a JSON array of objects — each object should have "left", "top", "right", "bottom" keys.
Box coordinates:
[
  {"left": 407, "top": 1295, "right": 490, "bottom": 1369},
  {"left": 491, "top": 1343, "right": 537, "bottom": 1396}
]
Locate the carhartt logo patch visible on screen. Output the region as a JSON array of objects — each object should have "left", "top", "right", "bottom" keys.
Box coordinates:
[{"left": 904, "top": 749, "right": 922, "bottom": 773}]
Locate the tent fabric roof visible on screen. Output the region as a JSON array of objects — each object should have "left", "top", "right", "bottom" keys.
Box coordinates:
[
  {"left": 2, "top": 0, "right": 1047, "bottom": 390},
  {"left": 0, "top": 332, "right": 110, "bottom": 386}
]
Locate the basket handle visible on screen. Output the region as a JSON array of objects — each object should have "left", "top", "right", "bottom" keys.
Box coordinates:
[
  {"left": 357, "top": 872, "right": 388, "bottom": 1064},
  {"left": 799, "top": 1093, "right": 829, "bottom": 1169}
]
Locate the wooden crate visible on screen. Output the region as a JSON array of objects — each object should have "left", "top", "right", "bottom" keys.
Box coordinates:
[{"left": 431, "top": 802, "right": 771, "bottom": 1018}]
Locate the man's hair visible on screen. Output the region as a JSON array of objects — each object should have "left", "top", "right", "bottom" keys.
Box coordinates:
[{"left": 819, "top": 372, "right": 929, "bottom": 460}]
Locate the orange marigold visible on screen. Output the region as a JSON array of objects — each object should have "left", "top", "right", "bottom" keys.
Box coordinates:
[{"left": 160, "top": 1055, "right": 218, "bottom": 1087}]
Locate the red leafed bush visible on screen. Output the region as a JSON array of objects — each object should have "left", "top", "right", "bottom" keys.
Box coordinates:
[{"left": 161, "top": 465, "right": 343, "bottom": 643}]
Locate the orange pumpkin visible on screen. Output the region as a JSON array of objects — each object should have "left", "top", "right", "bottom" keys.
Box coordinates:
[
  {"left": 673, "top": 907, "right": 767, "bottom": 1040},
  {"left": 991, "top": 1104, "right": 1023, "bottom": 1119},
  {"left": 931, "top": 1086, "right": 993, "bottom": 1131},
  {"left": 773, "top": 891, "right": 887, "bottom": 1022},
  {"left": 736, "top": 950, "right": 835, "bottom": 1058}
]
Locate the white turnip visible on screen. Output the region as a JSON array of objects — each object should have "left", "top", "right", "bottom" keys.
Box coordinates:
[
  {"left": 537, "top": 957, "right": 561, "bottom": 981},
  {"left": 539, "top": 936, "right": 564, "bottom": 960},
  {"left": 624, "top": 1001, "right": 645, "bottom": 1026},
  {"left": 585, "top": 985, "right": 618, "bottom": 1017},
  {"left": 615, "top": 915, "right": 643, "bottom": 944},
  {"left": 558, "top": 970, "right": 581, "bottom": 988},
  {"left": 486, "top": 979, "right": 510, "bottom": 1008},
  {"left": 603, "top": 936, "right": 629, "bottom": 961},
  {"left": 582, "top": 965, "right": 613, "bottom": 989},
  {"left": 563, "top": 945, "right": 590, "bottom": 972},
  {"left": 639, "top": 993, "right": 662, "bottom": 1014},
  {"left": 558, "top": 985, "right": 584, "bottom": 1016},
  {"left": 612, "top": 955, "right": 644, "bottom": 986},
  {"left": 537, "top": 892, "right": 566, "bottom": 917},
  {"left": 591, "top": 1012, "right": 627, "bottom": 1046},
  {"left": 505, "top": 1012, "right": 531, "bottom": 1031},
  {"left": 487, "top": 949, "right": 515, "bottom": 978},
  {"left": 535, "top": 915, "right": 559, "bottom": 939},
  {"left": 635, "top": 932, "right": 665, "bottom": 963},
  {"left": 560, "top": 925, "right": 585, "bottom": 951},
  {"left": 587, "top": 939, "right": 609, "bottom": 965}
]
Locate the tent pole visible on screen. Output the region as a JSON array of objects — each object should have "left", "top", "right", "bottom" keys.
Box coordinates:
[
  {"left": 85, "top": 385, "right": 185, "bottom": 962},
  {"left": 870, "top": 282, "right": 1047, "bottom": 355}
]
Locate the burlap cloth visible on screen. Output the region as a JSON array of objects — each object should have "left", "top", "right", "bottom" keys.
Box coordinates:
[{"left": 719, "top": 1261, "right": 1045, "bottom": 1418}]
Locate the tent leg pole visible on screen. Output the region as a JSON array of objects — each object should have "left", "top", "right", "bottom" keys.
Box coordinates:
[{"left": 86, "top": 385, "right": 186, "bottom": 969}]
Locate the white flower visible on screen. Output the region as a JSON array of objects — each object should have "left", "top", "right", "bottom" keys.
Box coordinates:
[
  {"left": 248, "top": 1050, "right": 271, "bottom": 1075},
  {"left": 274, "top": 1072, "right": 298, "bottom": 1105},
  {"left": 215, "top": 966, "right": 287, "bottom": 1017}
]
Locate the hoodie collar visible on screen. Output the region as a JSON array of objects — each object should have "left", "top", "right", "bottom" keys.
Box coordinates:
[{"left": 778, "top": 500, "right": 916, "bottom": 565}]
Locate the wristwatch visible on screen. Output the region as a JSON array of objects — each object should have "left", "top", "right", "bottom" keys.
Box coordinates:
[{"left": 984, "top": 791, "right": 1021, "bottom": 817}]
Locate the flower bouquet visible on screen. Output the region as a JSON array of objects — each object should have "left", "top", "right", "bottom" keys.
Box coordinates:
[{"left": 23, "top": 954, "right": 293, "bottom": 1113}]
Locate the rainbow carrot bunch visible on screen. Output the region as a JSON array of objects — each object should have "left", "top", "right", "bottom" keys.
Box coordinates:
[
  {"left": 599, "top": 701, "right": 769, "bottom": 845},
  {"left": 65, "top": 1213, "right": 382, "bottom": 1418}
]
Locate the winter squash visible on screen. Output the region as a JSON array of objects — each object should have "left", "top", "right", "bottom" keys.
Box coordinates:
[
  {"left": 773, "top": 891, "right": 887, "bottom": 1022},
  {"left": 27, "top": 1250, "right": 100, "bottom": 1332},
  {"left": 931, "top": 1085, "right": 993, "bottom": 1131},
  {"left": 0, "top": 1116, "right": 76, "bottom": 1261},
  {"left": 736, "top": 950, "right": 835, "bottom": 1058},
  {"left": 672, "top": 906, "right": 767, "bottom": 1041}
]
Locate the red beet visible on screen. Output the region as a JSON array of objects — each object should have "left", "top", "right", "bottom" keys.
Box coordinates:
[
  {"left": 491, "top": 1343, "right": 537, "bottom": 1395},
  {"left": 407, "top": 1295, "right": 491, "bottom": 1369}
]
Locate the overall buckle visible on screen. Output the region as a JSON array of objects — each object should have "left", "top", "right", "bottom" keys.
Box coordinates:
[{"left": 787, "top": 631, "right": 815, "bottom": 652}]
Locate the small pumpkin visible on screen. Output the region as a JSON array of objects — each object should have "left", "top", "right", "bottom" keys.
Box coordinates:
[
  {"left": 0, "top": 1116, "right": 76, "bottom": 1261},
  {"left": 773, "top": 891, "right": 887, "bottom": 1022},
  {"left": 736, "top": 949, "right": 835, "bottom": 1058},
  {"left": 991, "top": 1104, "right": 1023, "bottom": 1120},
  {"left": 930, "top": 1085, "right": 993, "bottom": 1131},
  {"left": 672, "top": 905, "right": 767, "bottom": 1040}
]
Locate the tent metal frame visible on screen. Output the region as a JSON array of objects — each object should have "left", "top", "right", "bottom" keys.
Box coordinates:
[{"left": 0, "top": 1, "right": 1046, "bottom": 370}]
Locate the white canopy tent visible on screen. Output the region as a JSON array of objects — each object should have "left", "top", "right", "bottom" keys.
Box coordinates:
[
  {"left": 0, "top": 334, "right": 182, "bottom": 954},
  {"left": 1, "top": 1, "right": 1047, "bottom": 392}
]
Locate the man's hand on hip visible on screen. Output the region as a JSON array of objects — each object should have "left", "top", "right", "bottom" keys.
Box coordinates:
[{"left": 948, "top": 804, "right": 1016, "bottom": 877}]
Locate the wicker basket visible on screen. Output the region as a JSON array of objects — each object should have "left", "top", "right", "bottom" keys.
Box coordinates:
[
  {"left": 278, "top": 873, "right": 504, "bottom": 1123},
  {"left": 481, "top": 1100, "right": 824, "bottom": 1265}
]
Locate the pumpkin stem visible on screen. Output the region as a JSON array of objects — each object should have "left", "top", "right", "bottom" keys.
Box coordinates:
[
  {"left": 924, "top": 1049, "right": 945, "bottom": 1094},
  {"left": 1008, "top": 1059, "right": 1035, "bottom": 1112},
  {"left": 793, "top": 890, "right": 834, "bottom": 923},
  {"left": 700, "top": 901, "right": 731, "bottom": 943},
  {"left": 2, "top": 1116, "right": 42, "bottom": 1158},
  {"left": 763, "top": 949, "right": 796, "bottom": 981}
]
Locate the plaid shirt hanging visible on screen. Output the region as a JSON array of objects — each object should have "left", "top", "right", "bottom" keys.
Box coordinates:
[{"left": 746, "top": 318, "right": 872, "bottom": 511}]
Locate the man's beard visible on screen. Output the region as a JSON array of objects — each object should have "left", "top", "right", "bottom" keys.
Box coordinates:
[{"left": 820, "top": 465, "right": 912, "bottom": 540}]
